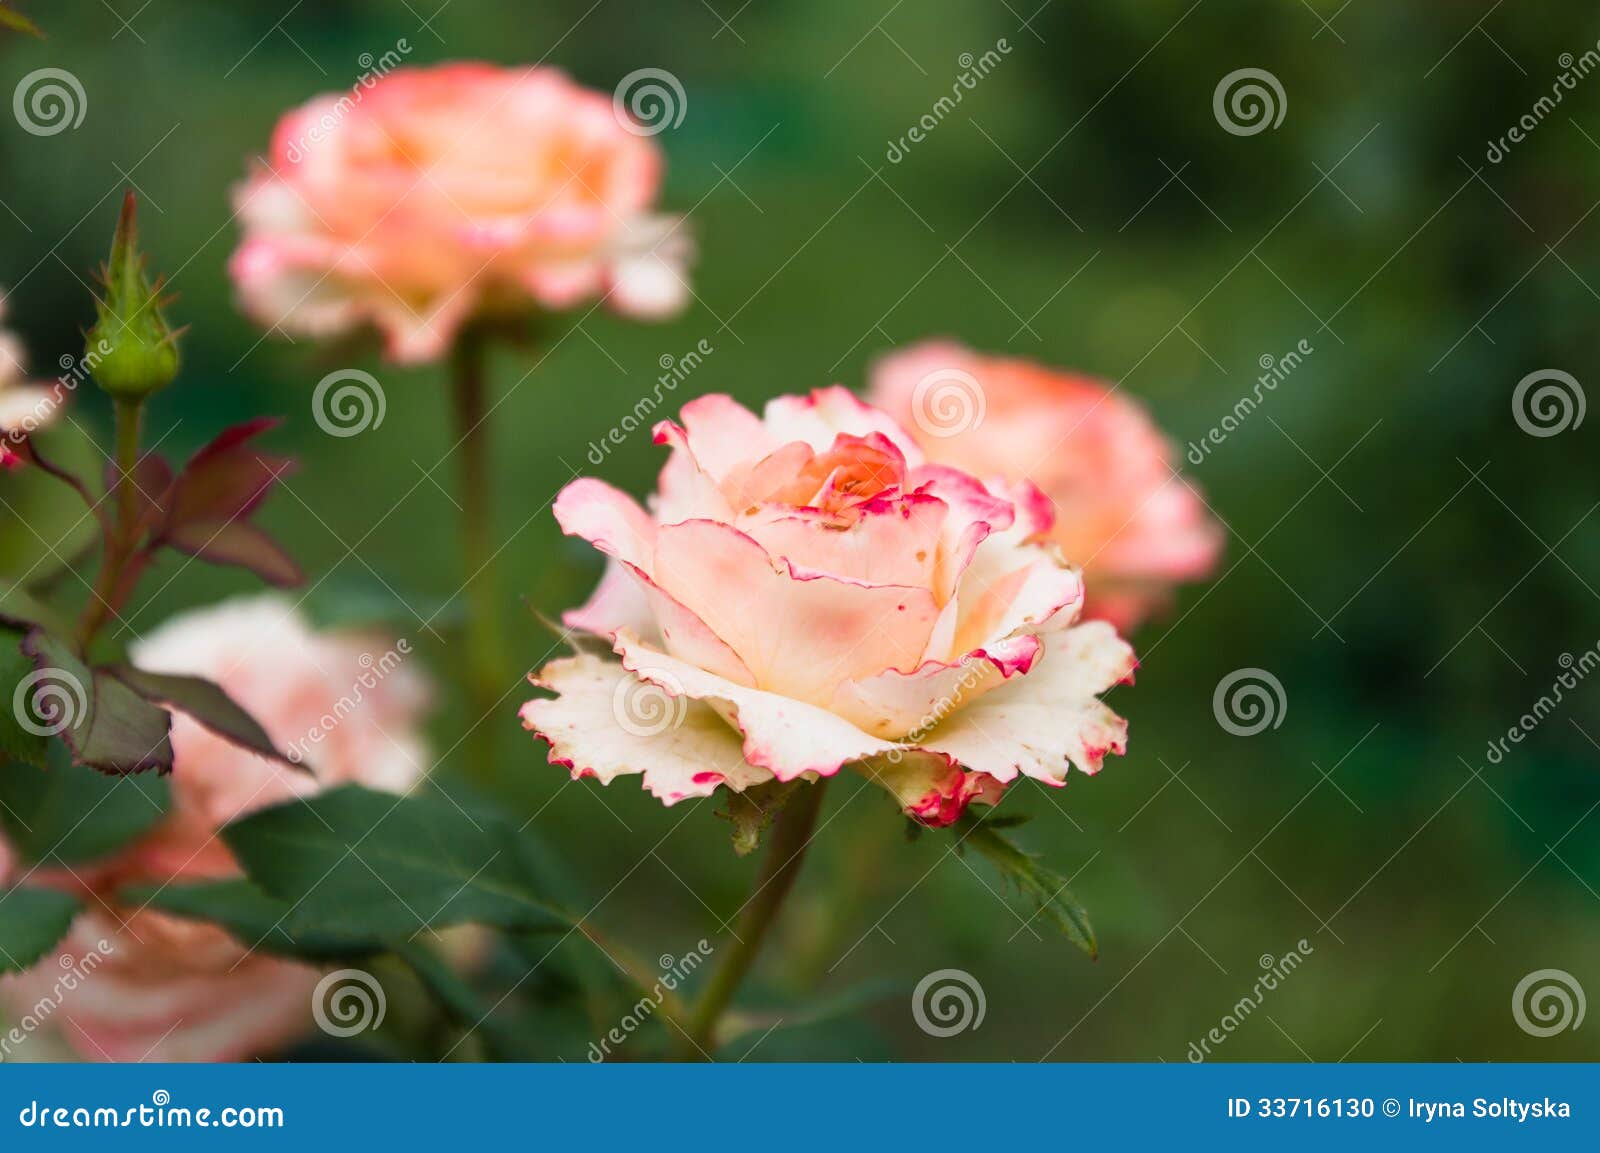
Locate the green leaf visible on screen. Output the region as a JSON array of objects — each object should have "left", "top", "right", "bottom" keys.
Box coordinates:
[
  {"left": 717, "top": 779, "right": 802, "bottom": 857},
  {"left": 117, "top": 878, "right": 379, "bottom": 960},
  {"left": 956, "top": 812, "right": 1097, "bottom": 958},
  {"left": 104, "top": 665, "right": 303, "bottom": 772},
  {"left": 0, "top": 887, "right": 81, "bottom": 973},
  {"left": 21, "top": 628, "right": 173, "bottom": 774},
  {"left": 0, "top": 628, "right": 50, "bottom": 768},
  {"left": 716, "top": 978, "right": 900, "bottom": 1051},
  {"left": 224, "top": 784, "right": 571, "bottom": 939},
  {"left": 0, "top": 579, "right": 60, "bottom": 631},
  {"left": 0, "top": 750, "right": 170, "bottom": 864}
]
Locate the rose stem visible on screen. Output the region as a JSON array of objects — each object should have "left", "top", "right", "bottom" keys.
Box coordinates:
[
  {"left": 684, "top": 779, "right": 829, "bottom": 1057},
  {"left": 76, "top": 396, "right": 144, "bottom": 652},
  {"left": 450, "top": 323, "right": 509, "bottom": 781}
]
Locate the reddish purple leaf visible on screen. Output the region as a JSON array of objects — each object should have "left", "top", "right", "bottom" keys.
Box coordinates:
[
  {"left": 163, "top": 520, "right": 303, "bottom": 587},
  {"left": 165, "top": 417, "right": 296, "bottom": 527}
]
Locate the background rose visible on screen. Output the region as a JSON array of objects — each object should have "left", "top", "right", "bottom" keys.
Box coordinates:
[
  {"left": 0, "top": 594, "right": 429, "bottom": 1062},
  {"left": 522, "top": 388, "right": 1135, "bottom": 825},
  {"left": 869, "top": 341, "right": 1223, "bottom": 630},
  {"left": 230, "top": 63, "right": 690, "bottom": 362},
  {"left": 0, "top": 292, "right": 60, "bottom": 472}
]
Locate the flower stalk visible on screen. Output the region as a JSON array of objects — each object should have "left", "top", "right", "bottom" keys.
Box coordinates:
[
  {"left": 450, "top": 323, "right": 509, "bottom": 777},
  {"left": 683, "top": 779, "right": 829, "bottom": 1056}
]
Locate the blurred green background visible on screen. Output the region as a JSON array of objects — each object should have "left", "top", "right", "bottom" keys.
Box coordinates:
[{"left": 2, "top": 0, "right": 1597, "bottom": 1061}]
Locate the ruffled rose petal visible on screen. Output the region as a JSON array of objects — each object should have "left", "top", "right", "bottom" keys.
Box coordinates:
[
  {"left": 613, "top": 629, "right": 903, "bottom": 780},
  {"left": 651, "top": 519, "right": 941, "bottom": 704},
  {"left": 829, "top": 642, "right": 1026, "bottom": 739},
  {"left": 858, "top": 752, "right": 1005, "bottom": 827},
  {"left": 552, "top": 481, "right": 753, "bottom": 681},
  {"left": 763, "top": 386, "right": 923, "bottom": 462},
  {"left": 553, "top": 477, "right": 657, "bottom": 569},
  {"left": 918, "top": 622, "right": 1135, "bottom": 785},
  {"left": 561, "top": 556, "right": 654, "bottom": 639},
  {"left": 522, "top": 652, "right": 773, "bottom": 803},
  {"left": 741, "top": 492, "right": 947, "bottom": 590}
]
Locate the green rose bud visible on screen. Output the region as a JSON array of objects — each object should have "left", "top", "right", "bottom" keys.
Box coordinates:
[{"left": 86, "top": 191, "right": 182, "bottom": 399}]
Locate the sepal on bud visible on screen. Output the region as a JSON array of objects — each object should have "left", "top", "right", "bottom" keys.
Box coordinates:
[{"left": 86, "top": 191, "right": 181, "bottom": 400}]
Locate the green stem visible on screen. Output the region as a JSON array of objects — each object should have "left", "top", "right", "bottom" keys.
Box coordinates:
[
  {"left": 450, "top": 327, "right": 508, "bottom": 781},
  {"left": 75, "top": 397, "right": 144, "bottom": 653},
  {"left": 684, "top": 780, "right": 829, "bottom": 1057}
]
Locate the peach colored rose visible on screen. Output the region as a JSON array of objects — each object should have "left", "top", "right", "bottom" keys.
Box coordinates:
[
  {"left": 0, "top": 294, "right": 63, "bottom": 471},
  {"left": 230, "top": 63, "right": 690, "bottom": 363},
  {"left": 0, "top": 594, "right": 429, "bottom": 1062},
  {"left": 521, "top": 387, "right": 1135, "bottom": 827},
  {"left": 869, "top": 342, "right": 1223, "bottom": 630}
]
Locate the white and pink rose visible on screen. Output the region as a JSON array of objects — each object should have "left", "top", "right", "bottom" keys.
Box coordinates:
[{"left": 522, "top": 387, "right": 1137, "bottom": 827}]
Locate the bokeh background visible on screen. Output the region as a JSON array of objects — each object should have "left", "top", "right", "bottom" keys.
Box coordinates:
[{"left": 2, "top": 0, "right": 1597, "bottom": 1061}]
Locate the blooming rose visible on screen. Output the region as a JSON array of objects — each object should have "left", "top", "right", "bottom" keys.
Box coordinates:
[
  {"left": 229, "top": 62, "right": 689, "bottom": 363},
  {"left": 521, "top": 387, "right": 1136, "bottom": 826},
  {"left": 0, "top": 595, "right": 429, "bottom": 1061},
  {"left": 0, "top": 294, "right": 62, "bottom": 471},
  {"left": 869, "top": 342, "right": 1223, "bottom": 630}
]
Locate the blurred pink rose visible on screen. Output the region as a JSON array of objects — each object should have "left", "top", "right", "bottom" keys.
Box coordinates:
[
  {"left": 229, "top": 62, "right": 690, "bottom": 363},
  {"left": 0, "top": 294, "right": 63, "bottom": 472},
  {"left": 1, "top": 595, "right": 429, "bottom": 1062},
  {"left": 869, "top": 342, "right": 1223, "bottom": 630},
  {"left": 522, "top": 387, "right": 1135, "bottom": 827}
]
